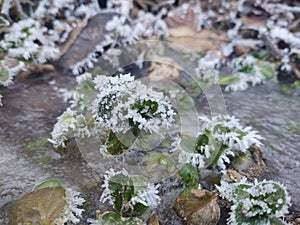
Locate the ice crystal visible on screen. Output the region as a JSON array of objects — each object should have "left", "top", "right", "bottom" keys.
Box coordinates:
[
  {"left": 105, "top": 16, "right": 132, "bottom": 38},
  {"left": 131, "top": 183, "right": 161, "bottom": 208},
  {"left": 177, "top": 115, "right": 263, "bottom": 170},
  {"left": 48, "top": 108, "right": 90, "bottom": 148},
  {"left": 1, "top": 18, "right": 59, "bottom": 63},
  {"left": 70, "top": 9, "right": 168, "bottom": 75},
  {"left": 93, "top": 73, "right": 175, "bottom": 134},
  {"left": 225, "top": 55, "right": 269, "bottom": 92},
  {"left": 0, "top": 60, "right": 25, "bottom": 87},
  {"left": 54, "top": 188, "right": 85, "bottom": 225},
  {"left": 100, "top": 168, "right": 161, "bottom": 213},
  {"left": 217, "top": 178, "right": 291, "bottom": 225}
]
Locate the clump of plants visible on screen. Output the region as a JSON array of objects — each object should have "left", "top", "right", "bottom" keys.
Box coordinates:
[
  {"left": 220, "top": 55, "right": 275, "bottom": 92},
  {"left": 49, "top": 73, "right": 175, "bottom": 154},
  {"left": 88, "top": 168, "right": 160, "bottom": 224},
  {"left": 177, "top": 115, "right": 263, "bottom": 170},
  {"left": 217, "top": 178, "right": 291, "bottom": 225}
]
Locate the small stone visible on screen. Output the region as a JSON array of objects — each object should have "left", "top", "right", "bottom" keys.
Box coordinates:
[{"left": 173, "top": 189, "right": 220, "bottom": 225}]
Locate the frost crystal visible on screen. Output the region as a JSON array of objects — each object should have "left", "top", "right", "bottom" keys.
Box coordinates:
[
  {"left": 54, "top": 188, "right": 85, "bottom": 225},
  {"left": 217, "top": 178, "right": 291, "bottom": 225},
  {"left": 225, "top": 55, "right": 267, "bottom": 92},
  {"left": 100, "top": 168, "right": 161, "bottom": 210},
  {"left": 93, "top": 73, "right": 175, "bottom": 134},
  {"left": 1, "top": 18, "right": 59, "bottom": 63},
  {"left": 0, "top": 60, "right": 25, "bottom": 87},
  {"left": 131, "top": 183, "right": 161, "bottom": 208},
  {"left": 177, "top": 115, "right": 263, "bottom": 170},
  {"left": 48, "top": 108, "right": 90, "bottom": 148}
]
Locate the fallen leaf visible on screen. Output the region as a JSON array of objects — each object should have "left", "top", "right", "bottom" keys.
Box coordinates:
[{"left": 168, "top": 30, "right": 228, "bottom": 53}]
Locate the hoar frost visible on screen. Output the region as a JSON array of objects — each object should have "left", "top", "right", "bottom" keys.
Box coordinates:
[
  {"left": 217, "top": 177, "right": 291, "bottom": 225},
  {"left": 177, "top": 115, "right": 263, "bottom": 170},
  {"left": 93, "top": 73, "right": 175, "bottom": 134}
]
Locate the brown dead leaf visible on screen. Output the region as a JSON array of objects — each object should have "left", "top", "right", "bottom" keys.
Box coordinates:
[
  {"left": 241, "top": 15, "right": 267, "bottom": 27},
  {"left": 168, "top": 30, "right": 228, "bottom": 53},
  {"left": 234, "top": 45, "right": 252, "bottom": 56},
  {"left": 168, "top": 26, "right": 195, "bottom": 37},
  {"left": 147, "top": 57, "right": 182, "bottom": 81},
  {"left": 166, "top": 4, "right": 199, "bottom": 37}
]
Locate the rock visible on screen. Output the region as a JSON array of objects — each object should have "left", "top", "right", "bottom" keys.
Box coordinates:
[
  {"left": 198, "top": 169, "right": 221, "bottom": 188},
  {"left": 173, "top": 189, "right": 220, "bottom": 225},
  {"left": 231, "top": 145, "right": 266, "bottom": 179},
  {"left": 56, "top": 12, "right": 119, "bottom": 73}
]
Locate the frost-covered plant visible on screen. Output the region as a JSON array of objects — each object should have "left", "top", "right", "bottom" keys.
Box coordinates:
[
  {"left": 30, "top": 179, "right": 85, "bottom": 225},
  {"left": 48, "top": 108, "right": 91, "bottom": 148},
  {"left": 0, "top": 59, "right": 25, "bottom": 106},
  {"left": 177, "top": 115, "right": 263, "bottom": 170},
  {"left": 0, "top": 18, "right": 59, "bottom": 63},
  {"left": 93, "top": 73, "right": 175, "bottom": 133},
  {"left": 49, "top": 73, "right": 175, "bottom": 154},
  {"left": 71, "top": 9, "right": 169, "bottom": 75},
  {"left": 222, "top": 55, "right": 275, "bottom": 92},
  {"left": 100, "top": 168, "right": 161, "bottom": 217},
  {"left": 54, "top": 188, "right": 86, "bottom": 224},
  {"left": 217, "top": 178, "right": 291, "bottom": 225},
  {"left": 0, "top": 17, "right": 59, "bottom": 106}
]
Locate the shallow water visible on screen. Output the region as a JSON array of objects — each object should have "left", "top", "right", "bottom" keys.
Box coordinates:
[{"left": 0, "top": 73, "right": 299, "bottom": 224}]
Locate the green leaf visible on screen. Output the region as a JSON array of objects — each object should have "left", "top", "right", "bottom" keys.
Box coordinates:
[
  {"left": 195, "top": 51, "right": 203, "bottom": 59},
  {"left": 218, "top": 75, "right": 239, "bottom": 85},
  {"left": 179, "top": 163, "right": 199, "bottom": 190},
  {"left": 258, "top": 62, "right": 275, "bottom": 79},
  {"left": 0, "top": 65, "right": 10, "bottom": 83},
  {"left": 182, "top": 53, "right": 190, "bottom": 60},
  {"left": 102, "top": 212, "right": 144, "bottom": 225},
  {"left": 232, "top": 202, "right": 269, "bottom": 225},
  {"left": 34, "top": 180, "right": 62, "bottom": 191},
  {"left": 251, "top": 50, "right": 269, "bottom": 60},
  {"left": 106, "top": 131, "right": 129, "bottom": 155},
  {"left": 133, "top": 203, "right": 148, "bottom": 216},
  {"left": 270, "top": 217, "right": 289, "bottom": 225},
  {"left": 239, "top": 64, "right": 253, "bottom": 73},
  {"left": 208, "top": 144, "right": 228, "bottom": 167},
  {"left": 124, "top": 181, "right": 134, "bottom": 203},
  {"left": 292, "top": 80, "right": 300, "bottom": 87},
  {"left": 195, "top": 134, "right": 209, "bottom": 153}
]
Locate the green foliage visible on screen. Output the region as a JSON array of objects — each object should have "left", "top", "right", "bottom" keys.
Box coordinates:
[
  {"left": 218, "top": 179, "right": 291, "bottom": 225},
  {"left": 106, "top": 131, "right": 130, "bottom": 155},
  {"left": 107, "top": 173, "right": 148, "bottom": 217},
  {"left": 34, "top": 180, "right": 62, "bottom": 191},
  {"left": 251, "top": 50, "right": 270, "bottom": 60},
  {"left": 258, "top": 62, "right": 275, "bottom": 79},
  {"left": 194, "top": 134, "right": 209, "bottom": 153},
  {"left": 218, "top": 75, "right": 239, "bottom": 85},
  {"left": 0, "top": 65, "right": 10, "bottom": 83},
  {"left": 26, "top": 139, "right": 48, "bottom": 151},
  {"left": 101, "top": 212, "right": 144, "bottom": 225},
  {"left": 179, "top": 164, "right": 199, "bottom": 190}
]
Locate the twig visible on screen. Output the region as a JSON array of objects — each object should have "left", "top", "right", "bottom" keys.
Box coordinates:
[
  {"left": 261, "top": 34, "right": 283, "bottom": 60},
  {"left": 53, "top": 17, "right": 88, "bottom": 61},
  {"left": 19, "top": 63, "right": 55, "bottom": 79}
]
